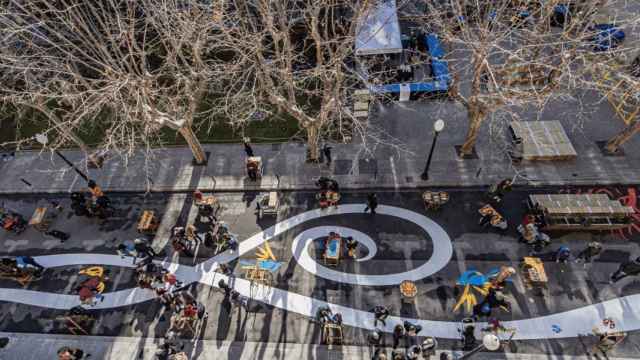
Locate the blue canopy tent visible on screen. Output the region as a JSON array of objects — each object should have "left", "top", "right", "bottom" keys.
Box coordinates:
[{"left": 368, "top": 33, "right": 451, "bottom": 100}]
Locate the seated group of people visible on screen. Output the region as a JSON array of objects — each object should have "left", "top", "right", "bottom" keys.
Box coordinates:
[
  {"left": 135, "top": 262, "right": 182, "bottom": 298},
  {"left": 316, "top": 177, "right": 340, "bottom": 209},
  {"left": 171, "top": 226, "right": 199, "bottom": 256},
  {"left": 316, "top": 306, "right": 342, "bottom": 325},
  {"left": 0, "top": 256, "right": 45, "bottom": 278},
  {"left": 164, "top": 291, "right": 207, "bottom": 335},
  {"left": 70, "top": 180, "right": 112, "bottom": 219},
  {"left": 205, "top": 223, "right": 238, "bottom": 255},
  {"left": 193, "top": 190, "right": 218, "bottom": 224},
  {"left": 324, "top": 232, "right": 358, "bottom": 260},
  {"left": 75, "top": 266, "right": 107, "bottom": 306},
  {"left": 116, "top": 238, "right": 156, "bottom": 264},
  {"left": 517, "top": 214, "right": 551, "bottom": 252}
]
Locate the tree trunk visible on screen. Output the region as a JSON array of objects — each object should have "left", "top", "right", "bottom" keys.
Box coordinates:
[
  {"left": 305, "top": 123, "right": 321, "bottom": 162},
  {"left": 460, "top": 104, "right": 485, "bottom": 156},
  {"left": 606, "top": 120, "right": 640, "bottom": 153},
  {"left": 178, "top": 125, "right": 207, "bottom": 164}
]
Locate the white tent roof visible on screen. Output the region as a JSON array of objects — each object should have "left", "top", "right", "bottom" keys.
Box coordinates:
[{"left": 355, "top": 0, "right": 402, "bottom": 56}]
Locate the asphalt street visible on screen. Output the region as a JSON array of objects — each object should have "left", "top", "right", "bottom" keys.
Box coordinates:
[{"left": 1, "top": 187, "right": 640, "bottom": 358}]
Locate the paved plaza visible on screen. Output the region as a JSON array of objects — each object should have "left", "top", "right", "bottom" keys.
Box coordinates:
[{"left": 1, "top": 188, "right": 640, "bottom": 359}]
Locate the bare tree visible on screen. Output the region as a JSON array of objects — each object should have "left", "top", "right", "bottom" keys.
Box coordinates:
[
  {"left": 210, "top": 0, "right": 371, "bottom": 161},
  {"left": 417, "top": 0, "right": 638, "bottom": 156},
  {"left": 0, "top": 0, "right": 213, "bottom": 163}
]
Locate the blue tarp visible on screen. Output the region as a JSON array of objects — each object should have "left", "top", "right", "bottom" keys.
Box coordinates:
[
  {"left": 425, "top": 34, "right": 445, "bottom": 58},
  {"left": 431, "top": 59, "right": 450, "bottom": 82},
  {"left": 368, "top": 33, "right": 450, "bottom": 97},
  {"left": 590, "top": 24, "right": 625, "bottom": 51}
]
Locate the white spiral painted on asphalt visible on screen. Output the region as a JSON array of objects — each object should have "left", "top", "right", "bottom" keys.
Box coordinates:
[
  {"left": 1, "top": 204, "right": 640, "bottom": 341},
  {"left": 291, "top": 204, "right": 453, "bottom": 285}
]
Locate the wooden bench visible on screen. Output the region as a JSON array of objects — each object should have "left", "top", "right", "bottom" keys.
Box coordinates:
[
  {"left": 245, "top": 266, "right": 273, "bottom": 286},
  {"left": 422, "top": 191, "right": 449, "bottom": 211},
  {"left": 29, "top": 207, "right": 51, "bottom": 232},
  {"left": 137, "top": 210, "right": 159, "bottom": 235},
  {"left": 322, "top": 323, "right": 343, "bottom": 345},
  {"left": 521, "top": 257, "right": 548, "bottom": 294},
  {"left": 258, "top": 192, "right": 279, "bottom": 219}
]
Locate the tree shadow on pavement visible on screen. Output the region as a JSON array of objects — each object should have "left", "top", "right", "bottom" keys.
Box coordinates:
[{"left": 216, "top": 294, "right": 233, "bottom": 349}]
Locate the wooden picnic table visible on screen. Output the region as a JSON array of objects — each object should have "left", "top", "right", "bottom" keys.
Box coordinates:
[
  {"left": 528, "top": 194, "right": 634, "bottom": 231},
  {"left": 521, "top": 257, "right": 548, "bottom": 293},
  {"left": 137, "top": 210, "right": 159, "bottom": 235},
  {"left": 324, "top": 236, "right": 341, "bottom": 266},
  {"left": 29, "top": 207, "right": 51, "bottom": 232},
  {"left": 422, "top": 191, "right": 449, "bottom": 210}
]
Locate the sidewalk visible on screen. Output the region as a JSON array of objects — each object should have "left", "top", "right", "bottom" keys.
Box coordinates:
[
  {"left": 1, "top": 332, "right": 634, "bottom": 360},
  {"left": 0, "top": 96, "right": 639, "bottom": 194}
]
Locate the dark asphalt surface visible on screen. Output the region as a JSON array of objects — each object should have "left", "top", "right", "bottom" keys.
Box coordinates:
[{"left": 1, "top": 186, "right": 640, "bottom": 357}]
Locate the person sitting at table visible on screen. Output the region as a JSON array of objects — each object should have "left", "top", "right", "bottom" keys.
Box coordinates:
[
  {"left": 326, "top": 190, "right": 340, "bottom": 208},
  {"left": 403, "top": 321, "right": 422, "bottom": 336},
  {"left": 0, "top": 258, "right": 20, "bottom": 276},
  {"left": 172, "top": 227, "right": 198, "bottom": 256},
  {"left": 215, "top": 232, "right": 237, "bottom": 254},
  {"left": 197, "top": 202, "right": 216, "bottom": 223},
  {"left": 14, "top": 256, "right": 45, "bottom": 277},
  {"left": 317, "top": 306, "right": 340, "bottom": 324},
  {"left": 77, "top": 276, "right": 104, "bottom": 305},
  {"left": 193, "top": 190, "right": 204, "bottom": 203},
  {"left": 326, "top": 232, "right": 340, "bottom": 247},
  {"left": 316, "top": 177, "right": 339, "bottom": 192},
  {"left": 317, "top": 191, "right": 330, "bottom": 209},
  {"left": 346, "top": 237, "right": 358, "bottom": 259},
  {"left": 87, "top": 180, "right": 104, "bottom": 203},
  {"left": 491, "top": 266, "right": 516, "bottom": 288}
]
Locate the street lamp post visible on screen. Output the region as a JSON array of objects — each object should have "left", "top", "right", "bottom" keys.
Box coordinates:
[
  {"left": 420, "top": 119, "right": 445, "bottom": 181},
  {"left": 35, "top": 133, "right": 89, "bottom": 182}
]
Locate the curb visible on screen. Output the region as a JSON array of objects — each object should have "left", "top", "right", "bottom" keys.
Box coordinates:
[{"left": 0, "top": 178, "right": 637, "bottom": 196}]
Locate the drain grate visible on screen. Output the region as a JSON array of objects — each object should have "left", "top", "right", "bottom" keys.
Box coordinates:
[
  {"left": 334, "top": 159, "right": 352, "bottom": 175},
  {"left": 359, "top": 159, "right": 377, "bottom": 175},
  {"left": 406, "top": 176, "right": 414, "bottom": 183},
  {"left": 271, "top": 143, "right": 281, "bottom": 151}
]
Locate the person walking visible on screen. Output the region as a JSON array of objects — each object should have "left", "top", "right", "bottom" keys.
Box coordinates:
[
  {"left": 372, "top": 305, "right": 390, "bottom": 327},
  {"left": 322, "top": 144, "right": 332, "bottom": 166},
  {"left": 575, "top": 241, "right": 603, "bottom": 267},
  {"left": 364, "top": 193, "right": 378, "bottom": 215},
  {"left": 610, "top": 257, "right": 640, "bottom": 283},
  {"left": 243, "top": 137, "right": 254, "bottom": 157},
  {"left": 134, "top": 238, "right": 156, "bottom": 260}
]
